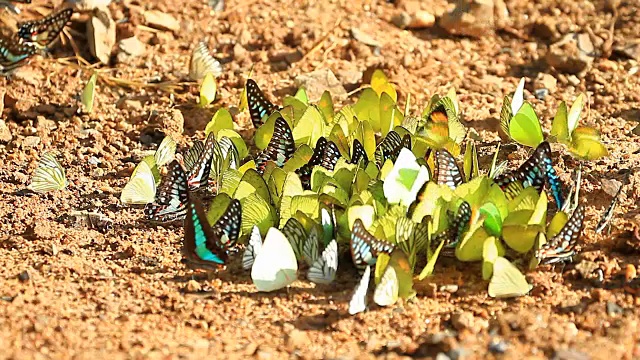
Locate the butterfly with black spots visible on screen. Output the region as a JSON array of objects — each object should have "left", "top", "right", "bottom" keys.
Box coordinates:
[
  {"left": 495, "top": 141, "right": 564, "bottom": 208},
  {"left": 246, "top": 79, "right": 279, "bottom": 128},
  {"left": 431, "top": 201, "right": 472, "bottom": 257},
  {"left": 17, "top": 7, "right": 73, "bottom": 49},
  {"left": 0, "top": 33, "right": 37, "bottom": 74},
  {"left": 350, "top": 219, "right": 395, "bottom": 272},
  {"left": 374, "top": 131, "right": 411, "bottom": 167},
  {"left": 435, "top": 148, "right": 464, "bottom": 190},
  {"left": 144, "top": 160, "right": 189, "bottom": 223},
  {"left": 297, "top": 137, "right": 342, "bottom": 189},
  {"left": 255, "top": 117, "right": 295, "bottom": 175},
  {"left": 184, "top": 132, "right": 222, "bottom": 191},
  {"left": 350, "top": 139, "right": 369, "bottom": 165},
  {"left": 535, "top": 205, "right": 585, "bottom": 265}
]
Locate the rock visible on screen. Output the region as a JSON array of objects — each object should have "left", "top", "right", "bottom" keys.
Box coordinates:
[
  {"left": 533, "top": 17, "right": 560, "bottom": 42},
  {"left": 440, "top": 0, "right": 495, "bottom": 38},
  {"left": 534, "top": 73, "right": 558, "bottom": 94},
  {"left": 22, "top": 136, "right": 40, "bottom": 148},
  {"left": 633, "top": 123, "right": 640, "bottom": 136},
  {"left": 0, "top": 88, "right": 4, "bottom": 115},
  {"left": 435, "top": 353, "right": 451, "bottom": 360},
  {"left": 488, "top": 338, "right": 508, "bottom": 353},
  {"left": 17, "top": 270, "right": 29, "bottom": 282},
  {"left": 451, "top": 311, "right": 488, "bottom": 333},
  {"left": 65, "top": 0, "right": 112, "bottom": 11},
  {"left": 535, "top": 88, "right": 549, "bottom": 100},
  {"left": 552, "top": 348, "right": 591, "bottom": 360},
  {"left": 567, "top": 75, "right": 581, "bottom": 86},
  {"left": 294, "top": 69, "right": 347, "bottom": 102},
  {"left": 154, "top": 109, "right": 184, "bottom": 140},
  {"left": 88, "top": 6, "right": 116, "bottom": 65},
  {"left": 391, "top": 12, "right": 412, "bottom": 29},
  {"left": 185, "top": 280, "right": 201, "bottom": 292},
  {"left": 233, "top": 43, "right": 249, "bottom": 62},
  {"left": 117, "top": 36, "right": 146, "bottom": 61},
  {"left": 613, "top": 40, "right": 640, "bottom": 61},
  {"left": 285, "top": 329, "right": 309, "bottom": 350},
  {"left": 439, "top": 284, "right": 459, "bottom": 294},
  {"left": 392, "top": 11, "right": 435, "bottom": 29},
  {"left": 350, "top": 27, "right": 381, "bottom": 48},
  {"left": 606, "top": 301, "right": 624, "bottom": 316},
  {"left": 546, "top": 33, "right": 595, "bottom": 75},
  {"left": 144, "top": 10, "right": 180, "bottom": 33},
  {"left": 0, "top": 120, "right": 12, "bottom": 143},
  {"left": 117, "top": 99, "right": 143, "bottom": 112}
]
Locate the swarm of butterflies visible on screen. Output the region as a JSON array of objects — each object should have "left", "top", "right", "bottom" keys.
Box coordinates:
[
  {"left": 28, "top": 70, "right": 620, "bottom": 315},
  {"left": 0, "top": 4, "right": 73, "bottom": 75}
]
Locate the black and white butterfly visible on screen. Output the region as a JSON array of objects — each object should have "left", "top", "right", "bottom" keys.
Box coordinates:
[
  {"left": 144, "top": 160, "right": 189, "bottom": 223},
  {"left": 17, "top": 7, "right": 73, "bottom": 49},
  {"left": 350, "top": 219, "right": 395, "bottom": 271},
  {"left": 495, "top": 141, "right": 564, "bottom": 208},
  {"left": 189, "top": 41, "right": 222, "bottom": 81},
  {"left": 374, "top": 131, "right": 411, "bottom": 167},
  {"left": 307, "top": 239, "right": 338, "bottom": 285},
  {"left": 431, "top": 201, "right": 472, "bottom": 257},
  {"left": 246, "top": 79, "right": 279, "bottom": 128},
  {"left": 281, "top": 217, "right": 307, "bottom": 261},
  {"left": 297, "top": 137, "right": 342, "bottom": 189},
  {"left": 255, "top": 117, "right": 295, "bottom": 175},
  {"left": 350, "top": 139, "right": 369, "bottom": 165},
  {"left": 242, "top": 226, "right": 263, "bottom": 270},
  {"left": 213, "top": 198, "right": 243, "bottom": 249},
  {"left": 435, "top": 148, "right": 464, "bottom": 190},
  {"left": 535, "top": 205, "right": 585, "bottom": 265},
  {"left": 184, "top": 132, "right": 222, "bottom": 191},
  {"left": 348, "top": 265, "right": 371, "bottom": 315}
]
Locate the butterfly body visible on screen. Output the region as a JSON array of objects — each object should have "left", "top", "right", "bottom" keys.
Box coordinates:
[
  {"left": 17, "top": 8, "right": 73, "bottom": 49},
  {"left": 183, "top": 199, "right": 229, "bottom": 270},
  {"left": 350, "top": 139, "right": 369, "bottom": 165},
  {"left": 536, "top": 205, "right": 585, "bottom": 264},
  {"left": 144, "top": 160, "right": 189, "bottom": 222}
]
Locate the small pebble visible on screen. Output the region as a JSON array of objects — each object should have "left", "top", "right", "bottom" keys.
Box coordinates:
[
  {"left": 489, "top": 338, "right": 508, "bottom": 353},
  {"left": 535, "top": 88, "right": 549, "bottom": 100},
  {"left": 606, "top": 301, "right": 624, "bottom": 316},
  {"left": 18, "top": 270, "right": 30, "bottom": 282}
]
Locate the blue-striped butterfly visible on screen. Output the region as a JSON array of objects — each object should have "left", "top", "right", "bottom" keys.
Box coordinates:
[
  {"left": 350, "top": 139, "right": 369, "bottom": 165},
  {"left": 0, "top": 33, "right": 37, "bottom": 74},
  {"left": 431, "top": 201, "right": 472, "bottom": 257},
  {"left": 246, "top": 79, "right": 279, "bottom": 128},
  {"left": 17, "top": 8, "right": 73, "bottom": 49},
  {"left": 535, "top": 205, "right": 585, "bottom": 265},
  {"left": 495, "top": 141, "right": 564, "bottom": 208},
  {"left": 435, "top": 148, "right": 464, "bottom": 190},
  {"left": 144, "top": 160, "right": 189, "bottom": 222},
  {"left": 297, "top": 137, "right": 342, "bottom": 189},
  {"left": 350, "top": 219, "right": 395, "bottom": 271},
  {"left": 255, "top": 117, "right": 295, "bottom": 175},
  {"left": 182, "top": 197, "right": 243, "bottom": 270},
  {"left": 374, "top": 131, "right": 411, "bottom": 167},
  {"left": 185, "top": 132, "right": 221, "bottom": 191}
]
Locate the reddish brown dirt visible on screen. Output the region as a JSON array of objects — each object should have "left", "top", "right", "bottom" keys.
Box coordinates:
[{"left": 1, "top": 0, "right": 640, "bottom": 358}]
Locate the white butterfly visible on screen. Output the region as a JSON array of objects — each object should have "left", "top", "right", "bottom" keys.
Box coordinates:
[
  {"left": 373, "top": 265, "right": 399, "bottom": 307},
  {"left": 303, "top": 226, "right": 319, "bottom": 266},
  {"left": 348, "top": 265, "right": 371, "bottom": 315},
  {"left": 189, "top": 41, "right": 222, "bottom": 81},
  {"left": 28, "top": 152, "right": 68, "bottom": 193},
  {"left": 154, "top": 135, "right": 176, "bottom": 168},
  {"left": 121, "top": 160, "right": 156, "bottom": 205},
  {"left": 251, "top": 227, "right": 298, "bottom": 292},
  {"left": 307, "top": 240, "right": 338, "bottom": 285},
  {"left": 242, "top": 226, "right": 263, "bottom": 270}
]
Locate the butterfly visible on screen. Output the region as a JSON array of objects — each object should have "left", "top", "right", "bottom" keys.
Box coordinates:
[
  {"left": 213, "top": 198, "right": 242, "bottom": 249},
  {"left": 251, "top": 227, "right": 298, "bottom": 292},
  {"left": 435, "top": 148, "right": 464, "bottom": 189},
  {"left": 17, "top": 8, "right": 73, "bottom": 49},
  {"left": 350, "top": 219, "right": 396, "bottom": 271},
  {"left": 373, "top": 264, "right": 399, "bottom": 307},
  {"left": 297, "top": 137, "right": 342, "bottom": 189},
  {"left": 121, "top": 160, "right": 156, "bottom": 205},
  {"left": 395, "top": 217, "right": 429, "bottom": 271},
  {"left": 246, "top": 79, "right": 279, "bottom": 128},
  {"left": 488, "top": 257, "right": 532, "bottom": 298},
  {"left": 307, "top": 239, "right": 338, "bottom": 285},
  {"left": 535, "top": 205, "right": 585, "bottom": 265},
  {"left": 189, "top": 41, "right": 222, "bottom": 81},
  {"left": 0, "top": 34, "right": 38, "bottom": 74},
  {"left": 494, "top": 141, "right": 564, "bottom": 208},
  {"left": 143, "top": 160, "right": 189, "bottom": 222},
  {"left": 595, "top": 182, "right": 624, "bottom": 234},
  {"left": 348, "top": 265, "right": 371, "bottom": 315},
  {"left": 255, "top": 117, "right": 295, "bottom": 175},
  {"left": 350, "top": 139, "right": 369, "bottom": 165},
  {"left": 303, "top": 226, "right": 319, "bottom": 266},
  {"left": 185, "top": 132, "right": 221, "bottom": 191},
  {"left": 182, "top": 197, "right": 229, "bottom": 270},
  {"left": 242, "top": 226, "right": 263, "bottom": 270},
  {"left": 431, "top": 201, "right": 472, "bottom": 257},
  {"left": 28, "top": 151, "right": 68, "bottom": 193},
  {"left": 374, "top": 131, "right": 411, "bottom": 167},
  {"left": 281, "top": 217, "right": 307, "bottom": 261}
]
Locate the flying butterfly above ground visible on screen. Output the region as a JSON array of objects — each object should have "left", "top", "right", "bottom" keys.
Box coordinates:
[
  {"left": 348, "top": 265, "right": 371, "bottom": 315},
  {"left": 189, "top": 41, "right": 222, "bottom": 81},
  {"left": 144, "top": 160, "right": 189, "bottom": 222},
  {"left": 307, "top": 240, "right": 338, "bottom": 285},
  {"left": 27, "top": 151, "right": 68, "bottom": 193},
  {"left": 350, "top": 219, "right": 396, "bottom": 271},
  {"left": 182, "top": 197, "right": 229, "bottom": 270},
  {"left": 242, "top": 226, "right": 263, "bottom": 270},
  {"left": 431, "top": 201, "right": 472, "bottom": 257},
  {"left": 246, "top": 79, "right": 279, "bottom": 128},
  {"left": 535, "top": 205, "right": 585, "bottom": 265},
  {"left": 495, "top": 141, "right": 564, "bottom": 208},
  {"left": 17, "top": 7, "right": 73, "bottom": 49},
  {"left": 0, "top": 33, "right": 38, "bottom": 74},
  {"left": 255, "top": 117, "right": 295, "bottom": 175},
  {"left": 435, "top": 148, "right": 464, "bottom": 190},
  {"left": 350, "top": 139, "right": 369, "bottom": 165}
]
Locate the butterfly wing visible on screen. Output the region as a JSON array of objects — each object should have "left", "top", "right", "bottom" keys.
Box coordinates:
[
  {"left": 246, "top": 79, "right": 278, "bottom": 128},
  {"left": 213, "top": 199, "right": 242, "bottom": 249},
  {"left": 350, "top": 139, "right": 369, "bottom": 165},
  {"left": 183, "top": 198, "right": 228, "bottom": 270},
  {"left": 374, "top": 131, "right": 402, "bottom": 167},
  {"left": 144, "top": 160, "right": 188, "bottom": 222},
  {"left": 348, "top": 265, "right": 371, "bottom": 315},
  {"left": 320, "top": 140, "right": 341, "bottom": 171},
  {"left": 431, "top": 201, "right": 471, "bottom": 256},
  {"left": 28, "top": 152, "right": 68, "bottom": 193},
  {"left": 373, "top": 265, "right": 399, "bottom": 306},
  {"left": 242, "top": 226, "right": 263, "bottom": 270},
  {"left": 281, "top": 217, "right": 307, "bottom": 260},
  {"left": 189, "top": 41, "right": 222, "bottom": 81},
  {"left": 307, "top": 240, "right": 338, "bottom": 285},
  {"left": 16, "top": 8, "right": 73, "bottom": 48},
  {"left": 187, "top": 132, "right": 221, "bottom": 191},
  {"left": 303, "top": 227, "right": 320, "bottom": 266},
  {"left": 296, "top": 137, "right": 327, "bottom": 189},
  {"left": 183, "top": 140, "right": 205, "bottom": 172},
  {"left": 536, "top": 205, "right": 585, "bottom": 264},
  {"left": 435, "top": 149, "right": 464, "bottom": 189},
  {"left": 154, "top": 136, "right": 176, "bottom": 168},
  {"left": 0, "top": 34, "right": 38, "bottom": 73},
  {"left": 255, "top": 117, "right": 295, "bottom": 174},
  {"left": 251, "top": 227, "right": 298, "bottom": 292},
  {"left": 350, "top": 219, "right": 396, "bottom": 271}
]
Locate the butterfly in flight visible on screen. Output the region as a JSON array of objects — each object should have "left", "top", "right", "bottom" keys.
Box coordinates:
[
  {"left": 296, "top": 137, "right": 342, "bottom": 189},
  {"left": 0, "top": 33, "right": 37, "bottom": 75},
  {"left": 144, "top": 160, "right": 189, "bottom": 223},
  {"left": 255, "top": 117, "right": 295, "bottom": 175},
  {"left": 350, "top": 219, "right": 395, "bottom": 272},
  {"left": 182, "top": 197, "right": 243, "bottom": 270},
  {"left": 535, "top": 205, "right": 585, "bottom": 265},
  {"left": 246, "top": 79, "right": 279, "bottom": 128},
  {"left": 494, "top": 141, "right": 564, "bottom": 208},
  {"left": 350, "top": 139, "right": 369, "bottom": 165},
  {"left": 435, "top": 148, "right": 464, "bottom": 190},
  {"left": 17, "top": 7, "right": 73, "bottom": 49}
]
